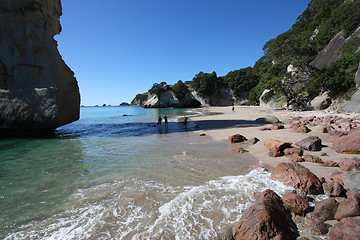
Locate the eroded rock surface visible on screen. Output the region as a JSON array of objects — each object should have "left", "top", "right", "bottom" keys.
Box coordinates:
[
  {"left": 0, "top": 0, "right": 80, "bottom": 132},
  {"left": 333, "top": 131, "right": 360, "bottom": 154},
  {"left": 233, "top": 189, "right": 298, "bottom": 240},
  {"left": 271, "top": 162, "right": 323, "bottom": 195},
  {"left": 329, "top": 216, "right": 360, "bottom": 240}
]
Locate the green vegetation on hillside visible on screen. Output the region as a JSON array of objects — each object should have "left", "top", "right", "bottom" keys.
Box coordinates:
[
  {"left": 191, "top": 71, "right": 225, "bottom": 98},
  {"left": 134, "top": 0, "right": 360, "bottom": 107},
  {"left": 246, "top": 0, "right": 360, "bottom": 104}
]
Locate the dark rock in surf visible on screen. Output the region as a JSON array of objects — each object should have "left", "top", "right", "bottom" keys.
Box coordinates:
[{"left": 233, "top": 189, "right": 298, "bottom": 240}]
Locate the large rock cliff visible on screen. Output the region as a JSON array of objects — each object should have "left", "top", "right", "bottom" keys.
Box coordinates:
[
  {"left": 0, "top": 0, "right": 80, "bottom": 132},
  {"left": 142, "top": 91, "right": 202, "bottom": 108}
]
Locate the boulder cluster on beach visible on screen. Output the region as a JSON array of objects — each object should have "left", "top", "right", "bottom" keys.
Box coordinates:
[{"left": 226, "top": 114, "right": 360, "bottom": 240}]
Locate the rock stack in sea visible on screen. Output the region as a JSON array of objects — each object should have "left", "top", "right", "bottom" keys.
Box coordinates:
[{"left": 0, "top": 0, "right": 80, "bottom": 133}]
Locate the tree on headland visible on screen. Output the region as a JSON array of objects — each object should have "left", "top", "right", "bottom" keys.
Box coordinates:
[
  {"left": 133, "top": 0, "right": 360, "bottom": 108},
  {"left": 224, "top": 67, "right": 259, "bottom": 99},
  {"left": 149, "top": 82, "right": 171, "bottom": 96},
  {"left": 173, "top": 80, "right": 190, "bottom": 101},
  {"left": 191, "top": 71, "right": 225, "bottom": 98}
]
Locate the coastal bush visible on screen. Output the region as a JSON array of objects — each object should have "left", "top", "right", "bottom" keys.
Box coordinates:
[
  {"left": 224, "top": 67, "right": 259, "bottom": 99},
  {"left": 191, "top": 71, "right": 225, "bottom": 98},
  {"left": 173, "top": 80, "right": 189, "bottom": 101},
  {"left": 134, "top": 93, "right": 148, "bottom": 102},
  {"left": 135, "top": 0, "right": 360, "bottom": 107},
  {"left": 149, "top": 82, "right": 171, "bottom": 96}
]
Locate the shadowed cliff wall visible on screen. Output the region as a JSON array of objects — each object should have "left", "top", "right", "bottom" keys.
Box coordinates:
[{"left": 0, "top": 0, "right": 80, "bottom": 130}]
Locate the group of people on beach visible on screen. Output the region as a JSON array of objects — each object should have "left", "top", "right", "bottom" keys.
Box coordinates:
[
  {"left": 157, "top": 115, "right": 188, "bottom": 128},
  {"left": 157, "top": 115, "right": 168, "bottom": 127}
]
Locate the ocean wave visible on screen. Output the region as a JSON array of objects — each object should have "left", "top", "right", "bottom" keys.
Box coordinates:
[{"left": 5, "top": 169, "right": 293, "bottom": 240}]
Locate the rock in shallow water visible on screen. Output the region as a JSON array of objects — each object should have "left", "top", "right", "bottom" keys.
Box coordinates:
[
  {"left": 233, "top": 189, "right": 298, "bottom": 240},
  {"left": 0, "top": 1, "right": 80, "bottom": 132},
  {"left": 271, "top": 162, "right": 323, "bottom": 195}
]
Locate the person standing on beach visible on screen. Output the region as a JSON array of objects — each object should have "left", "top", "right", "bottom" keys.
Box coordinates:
[
  {"left": 232, "top": 107, "right": 235, "bottom": 111},
  {"left": 164, "top": 116, "right": 168, "bottom": 128},
  {"left": 158, "top": 116, "right": 162, "bottom": 125},
  {"left": 184, "top": 116, "right": 188, "bottom": 127}
]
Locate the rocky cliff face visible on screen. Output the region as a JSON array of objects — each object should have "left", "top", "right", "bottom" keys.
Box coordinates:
[
  {"left": 0, "top": 0, "right": 80, "bottom": 132},
  {"left": 134, "top": 88, "right": 239, "bottom": 108},
  {"left": 142, "top": 91, "right": 202, "bottom": 108},
  {"left": 310, "top": 27, "right": 360, "bottom": 69}
]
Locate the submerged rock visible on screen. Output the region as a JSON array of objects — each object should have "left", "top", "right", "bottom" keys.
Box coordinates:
[{"left": 0, "top": 1, "right": 80, "bottom": 132}]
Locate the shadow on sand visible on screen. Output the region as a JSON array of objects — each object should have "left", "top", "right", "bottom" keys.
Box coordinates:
[{"left": 51, "top": 118, "right": 269, "bottom": 139}]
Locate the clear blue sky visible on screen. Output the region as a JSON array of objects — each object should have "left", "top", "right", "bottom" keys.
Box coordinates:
[{"left": 56, "top": 0, "right": 311, "bottom": 106}]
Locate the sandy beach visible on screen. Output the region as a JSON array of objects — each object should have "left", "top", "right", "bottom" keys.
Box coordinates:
[{"left": 191, "top": 105, "right": 360, "bottom": 181}]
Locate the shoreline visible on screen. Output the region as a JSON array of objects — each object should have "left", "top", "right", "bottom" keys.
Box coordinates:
[
  {"left": 188, "top": 105, "right": 360, "bottom": 238},
  {"left": 190, "top": 105, "right": 360, "bottom": 180}
]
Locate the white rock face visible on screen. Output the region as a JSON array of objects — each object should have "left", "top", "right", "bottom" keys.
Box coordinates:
[
  {"left": 259, "top": 89, "right": 287, "bottom": 109},
  {"left": 287, "top": 64, "right": 298, "bottom": 76},
  {"left": 0, "top": 0, "right": 80, "bottom": 131},
  {"left": 143, "top": 91, "right": 179, "bottom": 108},
  {"left": 310, "top": 92, "right": 331, "bottom": 110},
  {"left": 310, "top": 27, "right": 360, "bottom": 69}
]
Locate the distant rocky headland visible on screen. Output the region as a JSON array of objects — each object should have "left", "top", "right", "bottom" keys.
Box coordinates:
[
  {"left": 132, "top": 0, "right": 360, "bottom": 113},
  {"left": 0, "top": 0, "right": 80, "bottom": 134}
]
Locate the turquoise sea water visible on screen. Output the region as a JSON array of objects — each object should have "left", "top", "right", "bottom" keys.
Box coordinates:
[{"left": 0, "top": 106, "right": 292, "bottom": 239}]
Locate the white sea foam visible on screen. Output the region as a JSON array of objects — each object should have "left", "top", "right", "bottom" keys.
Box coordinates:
[{"left": 5, "top": 169, "right": 293, "bottom": 240}]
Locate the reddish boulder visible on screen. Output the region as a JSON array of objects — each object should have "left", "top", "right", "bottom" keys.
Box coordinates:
[
  {"left": 271, "top": 124, "right": 285, "bottom": 130},
  {"left": 284, "top": 147, "right": 303, "bottom": 156},
  {"left": 265, "top": 140, "right": 292, "bottom": 158},
  {"left": 287, "top": 155, "right": 304, "bottom": 163},
  {"left": 302, "top": 154, "right": 324, "bottom": 164},
  {"left": 228, "top": 134, "right": 247, "bottom": 144},
  {"left": 233, "top": 189, "right": 298, "bottom": 240},
  {"left": 330, "top": 171, "right": 346, "bottom": 186},
  {"left": 248, "top": 137, "right": 260, "bottom": 145},
  {"left": 322, "top": 161, "right": 339, "bottom": 167},
  {"left": 333, "top": 131, "right": 360, "bottom": 154},
  {"left": 311, "top": 198, "right": 339, "bottom": 222},
  {"left": 329, "top": 130, "right": 347, "bottom": 138},
  {"left": 268, "top": 146, "right": 284, "bottom": 157},
  {"left": 335, "top": 190, "right": 360, "bottom": 221},
  {"left": 329, "top": 217, "right": 360, "bottom": 240},
  {"left": 282, "top": 193, "right": 309, "bottom": 216},
  {"left": 339, "top": 157, "right": 360, "bottom": 171},
  {"left": 311, "top": 220, "right": 331, "bottom": 235},
  {"left": 323, "top": 180, "right": 346, "bottom": 197},
  {"left": 233, "top": 147, "right": 249, "bottom": 153},
  {"left": 271, "top": 162, "right": 323, "bottom": 195},
  {"left": 264, "top": 140, "right": 292, "bottom": 150},
  {"left": 292, "top": 123, "right": 310, "bottom": 133},
  {"left": 295, "top": 136, "right": 322, "bottom": 151}
]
